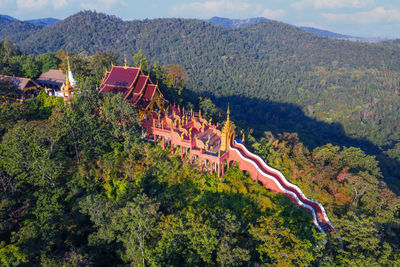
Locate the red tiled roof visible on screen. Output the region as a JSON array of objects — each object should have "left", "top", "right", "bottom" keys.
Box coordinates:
[
  {"left": 137, "top": 84, "right": 158, "bottom": 109},
  {"left": 125, "top": 75, "right": 148, "bottom": 102},
  {"left": 99, "top": 66, "right": 140, "bottom": 94},
  {"left": 99, "top": 65, "right": 166, "bottom": 110}
]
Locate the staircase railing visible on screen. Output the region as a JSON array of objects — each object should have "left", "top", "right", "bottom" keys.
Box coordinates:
[{"left": 230, "top": 140, "right": 336, "bottom": 233}]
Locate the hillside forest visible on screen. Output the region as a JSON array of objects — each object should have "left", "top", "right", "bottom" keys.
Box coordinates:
[{"left": 0, "top": 11, "right": 400, "bottom": 266}]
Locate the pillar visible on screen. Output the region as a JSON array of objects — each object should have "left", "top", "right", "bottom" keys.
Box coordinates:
[
  {"left": 162, "top": 136, "right": 165, "bottom": 149},
  {"left": 171, "top": 143, "right": 174, "bottom": 154},
  {"left": 180, "top": 146, "right": 184, "bottom": 160},
  {"left": 218, "top": 162, "right": 221, "bottom": 178},
  {"left": 154, "top": 134, "right": 157, "bottom": 145},
  {"left": 222, "top": 160, "right": 225, "bottom": 176},
  {"left": 199, "top": 158, "right": 203, "bottom": 171},
  {"left": 210, "top": 161, "right": 213, "bottom": 175}
]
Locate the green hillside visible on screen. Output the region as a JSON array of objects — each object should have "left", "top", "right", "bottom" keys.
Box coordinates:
[
  {"left": 1, "top": 11, "right": 400, "bottom": 186},
  {"left": 0, "top": 20, "right": 399, "bottom": 265}
]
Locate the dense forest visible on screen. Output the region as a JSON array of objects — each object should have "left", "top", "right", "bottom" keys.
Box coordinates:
[
  {"left": 0, "top": 11, "right": 400, "bottom": 266},
  {"left": 1, "top": 10, "right": 399, "bottom": 191},
  {"left": 0, "top": 42, "right": 399, "bottom": 266}
]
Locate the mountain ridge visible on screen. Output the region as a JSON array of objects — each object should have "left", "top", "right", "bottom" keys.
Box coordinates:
[
  {"left": 207, "top": 16, "right": 386, "bottom": 42},
  {"left": 0, "top": 11, "right": 399, "bottom": 190},
  {"left": 0, "top": 14, "right": 60, "bottom": 26}
]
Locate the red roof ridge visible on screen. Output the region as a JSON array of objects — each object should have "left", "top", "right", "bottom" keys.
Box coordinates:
[{"left": 124, "top": 75, "right": 147, "bottom": 101}]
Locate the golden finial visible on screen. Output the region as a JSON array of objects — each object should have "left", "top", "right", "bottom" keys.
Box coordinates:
[
  {"left": 67, "top": 56, "right": 72, "bottom": 72},
  {"left": 124, "top": 55, "right": 128, "bottom": 69},
  {"left": 227, "top": 103, "right": 230, "bottom": 122},
  {"left": 209, "top": 118, "right": 212, "bottom": 125},
  {"left": 242, "top": 133, "right": 245, "bottom": 143},
  {"left": 65, "top": 55, "right": 71, "bottom": 88}
]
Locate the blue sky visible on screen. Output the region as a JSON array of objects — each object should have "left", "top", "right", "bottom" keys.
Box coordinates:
[{"left": 1, "top": 0, "right": 399, "bottom": 38}]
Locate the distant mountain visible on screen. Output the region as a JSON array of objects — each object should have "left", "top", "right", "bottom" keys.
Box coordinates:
[
  {"left": 208, "top": 16, "right": 269, "bottom": 28},
  {"left": 0, "top": 21, "right": 43, "bottom": 42},
  {"left": 206, "top": 16, "right": 366, "bottom": 41},
  {"left": 26, "top": 18, "right": 60, "bottom": 26},
  {"left": 1, "top": 11, "right": 400, "bottom": 160},
  {"left": 0, "top": 15, "right": 18, "bottom": 24},
  {"left": 298, "top": 26, "right": 352, "bottom": 39},
  {"left": 0, "top": 15, "right": 59, "bottom": 41},
  {"left": 0, "top": 14, "right": 59, "bottom": 26}
]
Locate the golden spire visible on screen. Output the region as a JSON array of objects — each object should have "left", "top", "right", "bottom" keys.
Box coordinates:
[
  {"left": 124, "top": 55, "right": 128, "bottom": 69},
  {"left": 65, "top": 56, "right": 71, "bottom": 88},
  {"left": 226, "top": 103, "right": 230, "bottom": 123}
]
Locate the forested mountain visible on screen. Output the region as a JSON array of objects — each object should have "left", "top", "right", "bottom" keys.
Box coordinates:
[
  {"left": 0, "top": 21, "right": 43, "bottom": 43},
  {"left": 25, "top": 18, "right": 60, "bottom": 26},
  {"left": 298, "top": 26, "right": 353, "bottom": 39},
  {"left": 0, "top": 15, "right": 18, "bottom": 24},
  {"left": 0, "top": 45, "right": 399, "bottom": 265},
  {"left": 1, "top": 11, "right": 400, "bottom": 191},
  {"left": 208, "top": 16, "right": 269, "bottom": 27},
  {"left": 0, "top": 14, "right": 59, "bottom": 26},
  {"left": 0, "top": 12, "right": 400, "bottom": 265},
  {"left": 207, "top": 16, "right": 357, "bottom": 39}
]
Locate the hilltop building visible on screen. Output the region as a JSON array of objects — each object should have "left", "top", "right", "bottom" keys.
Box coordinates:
[
  {"left": 36, "top": 69, "right": 65, "bottom": 96},
  {"left": 36, "top": 62, "right": 76, "bottom": 98},
  {"left": 61, "top": 59, "right": 75, "bottom": 103},
  {"left": 98, "top": 64, "right": 335, "bottom": 234},
  {"left": 0, "top": 75, "right": 40, "bottom": 103},
  {"left": 98, "top": 64, "right": 166, "bottom": 119}
]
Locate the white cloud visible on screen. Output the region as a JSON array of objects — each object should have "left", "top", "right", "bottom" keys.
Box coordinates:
[
  {"left": 261, "top": 8, "right": 285, "bottom": 20},
  {"left": 15, "top": 0, "right": 67, "bottom": 10},
  {"left": 292, "top": 0, "right": 375, "bottom": 10},
  {"left": 323, "top": 7, "right": 400, "bottom": 24},
  {"left": 171, "top": 0, "right": 285, "bottom": 19},
  {"left": 80, "top": 0, "right": 122, "bottom": 10}
]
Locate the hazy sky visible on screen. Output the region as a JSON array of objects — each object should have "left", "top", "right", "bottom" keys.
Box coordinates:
[{"left": 1, "top": 0, "right": 399, "bottom": 38}]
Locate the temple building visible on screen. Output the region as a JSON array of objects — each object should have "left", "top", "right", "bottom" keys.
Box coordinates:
[
  {"left": 0, "top": 75, "right": 41, "bottom": 103},
  {"left": 36, "top": 69, "right": 65, "bottom": 96},
  {"left": 61, "top": 59, "right": 75, "bottom": 103},
  {"left": 98, "top": 65, "right": 166, "bottom": 119},
  {"left": 36, "top": 64, "right": 76, "bottom": 97},
  {"left": 97, "top": 63, "right": 335, "bottom": 233}
]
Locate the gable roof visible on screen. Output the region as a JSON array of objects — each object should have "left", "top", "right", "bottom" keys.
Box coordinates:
[
  {"left": 0, "top": 75, "right": 40, "bottom": 91},
  {"left": 125, "top": 75, "right": 148, "bottom": 103},
  {"left": 99, "top": 65, "right": 166, "bottom": 110},
  {"left": 36, "top": 69, "right": 65, "bottom": 86},
  {"left": 98, "top": 66, "right": 140, "bottom": 94}
]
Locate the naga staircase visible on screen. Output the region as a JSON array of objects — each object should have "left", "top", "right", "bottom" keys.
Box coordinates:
[
  {"left": 97, "top": 64, "right": 336, "bottom": 234},
  {"left": 229, "top": 140, "right": 335, "bottom": 233},
  {"left": 141, "top": 104, "right": 336, "bottom": 234}
]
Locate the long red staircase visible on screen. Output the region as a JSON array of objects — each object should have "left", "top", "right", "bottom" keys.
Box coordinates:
[{"left": 229, "top": 140, "right": 335, "bottom": 233}]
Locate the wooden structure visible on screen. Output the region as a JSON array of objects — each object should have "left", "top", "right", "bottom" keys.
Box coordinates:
[
  {"left": 36, "top": 62, "right": 76, "bottom": 98},
  {"left": 36, "top": 69, "right": 65, "bottom": 96},
  {"left": 0, "top": 75, "right": 40, "bottom": 103}
]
